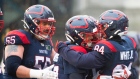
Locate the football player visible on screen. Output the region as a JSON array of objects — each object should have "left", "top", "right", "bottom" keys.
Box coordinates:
[
  {"left": 126, "top": 31, "right": 140, "bottom": 76},
  {"left": 2, "top": 4, "right": 58, "bottom": 79},
  {"left": 0, "top": 8, "right": 4, "bottom": 79},
  {"left": 54, "top": 15, "right": 99, "bottom": 79},
  {"left": 56, "top": 10, "right": 138, "bottom": 79}
]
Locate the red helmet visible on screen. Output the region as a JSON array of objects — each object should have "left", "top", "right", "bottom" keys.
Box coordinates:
[
  {"left": 0, "top": 8, "right": 4, "bottom": 32},
  {"left": 22, "top": 4, "right": 56, "bottom": 40}
]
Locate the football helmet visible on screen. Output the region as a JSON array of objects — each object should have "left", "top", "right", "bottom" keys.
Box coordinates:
[
  {"left": 22, "top": 4, "right": 56, "bottom": 40},
  {"left": 65, "top": 15, "right": 99, "bottom": 49},
  {"left": 0, "top": 8, "right": 4, "bottom": 32},
  {"left": 99, "top": 9, "right": 129, "bottom": 39}
]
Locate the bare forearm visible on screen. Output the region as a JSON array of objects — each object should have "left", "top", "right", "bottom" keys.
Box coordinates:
[{"left": 16, "top": 65, "right": 30, "bottom": 78}]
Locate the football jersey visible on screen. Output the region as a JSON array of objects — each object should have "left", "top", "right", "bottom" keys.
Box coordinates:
[
  {"left": 58, "top": 35, "right": 137, "bottom": 75},
  {"left": 3, "top": 29, "right": 53, "bottom": 79},
  {"left": 56, "top": 45, "right": 90, "bottom": 79}
]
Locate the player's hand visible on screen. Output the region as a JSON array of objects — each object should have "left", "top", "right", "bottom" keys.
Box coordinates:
[
  {"left": 112, "top": 64, "right": 131, "bottom": 79},
  {"left": 55, "top": 41, "right": 68, "bottom": 53},
  {"left": 41, "top": 65, "right": 58, "bottom": 79}
]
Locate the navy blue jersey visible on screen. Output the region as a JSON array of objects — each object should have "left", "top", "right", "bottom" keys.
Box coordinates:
[
  {"left": 56, "top": 56, "right": 69, "bottom": 79},
  {"left": 58, "top": 35, "right": 137, "bottom": 76},
  {"left": 3, "top": 30, "right": 53, "bottom": 79},
  {"left": 56, "top": 45, "right": 90, "bottom": 79}
]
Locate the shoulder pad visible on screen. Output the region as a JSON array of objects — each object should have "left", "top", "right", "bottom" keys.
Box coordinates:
[
  {"left": 128, "top": 37, "right": 137, "bottom": 48},
  {"left": 122, "top": 35, "right": 137, "bottom": 48},
  {"left": 4, "top": 30, "right": 30, "bottom": 45},
  {"left": 96, "top": 40, "right": 117, "bottom": 52},
  {"left": 68, "top": 45, "right": 87, "bottom": 54}
]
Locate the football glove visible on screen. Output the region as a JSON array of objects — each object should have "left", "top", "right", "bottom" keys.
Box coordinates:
[
  {"left": 30, "top": 65, "right": 58, "bottom": 79},
  {"left": 112, "top": 64, "right": 131, "bottom": 79},
  {"left": 41, "top": 65, "right": 58, "bottom": 79}
]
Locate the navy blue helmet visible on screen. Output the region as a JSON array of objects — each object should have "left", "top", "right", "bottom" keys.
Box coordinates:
[
  {"left": 65, "top": 15, "right": 99, "bottom": 49},
  {"left": 99, "top": 10, "right": 129, "bottom": 39},
  {"left": 22, "top": 4, "right": 56, "bottom": 40}
]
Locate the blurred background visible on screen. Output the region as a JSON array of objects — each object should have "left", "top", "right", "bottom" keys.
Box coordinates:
[{"left": 0, "top": 0, "right": 140, "bottom": 69}]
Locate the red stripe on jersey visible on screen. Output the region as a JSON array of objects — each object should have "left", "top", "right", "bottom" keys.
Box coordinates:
[
  {"left": 6, "top": 30, "right": 30, "bottom": 44},
  {"left": 98, "top": 40, "right": 117, "bottom": 52},
  {"left": 70, "top": 46, "right": 87, "bottom": 54},
  {"left": 128, "top": 37, "right": 137, "bottom": 48}
]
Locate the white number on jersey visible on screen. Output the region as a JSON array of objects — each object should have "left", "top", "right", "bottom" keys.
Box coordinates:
[{"left": 94, "top": 45, "right": 105, "bottom": 54}]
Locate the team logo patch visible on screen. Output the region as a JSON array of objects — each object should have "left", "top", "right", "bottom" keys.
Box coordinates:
[{"left": 45, "top": 45, "right": 51, "bottom": 50}]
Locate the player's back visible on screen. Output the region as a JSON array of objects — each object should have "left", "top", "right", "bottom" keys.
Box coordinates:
[
  {"left": 3, "top": 29, "right": 53, "bottom": 79},
  {"left": 96, "top": 35, "right": 137, "bottom": 75},
  {"left": 56, "top": 45, "right": 90, "bottom": 79}
]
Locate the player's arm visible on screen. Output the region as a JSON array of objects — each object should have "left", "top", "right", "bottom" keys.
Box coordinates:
[
  {"left": 51, "top": 48, "right": 59, "bottom": 63},
  {"left": 4, "top": 30, "right": 57, "bottom": 79},
  {"left": 5, "top": 45, "right": 57, "bottom": 79},
  {"left": 49, "top": 39, "right": 59, "bottom": 63},
  {"left": 4, "top": 45, "right": 30, "bottom": 78},
  {"left": 57, "top": 42, "right": 108, "bottom": 69}
]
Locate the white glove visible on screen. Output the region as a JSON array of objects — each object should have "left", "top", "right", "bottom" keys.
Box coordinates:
[
  {"left": 112, "top": 64, "right": 131, "bottom": 79},
  {"left": 30, "top": 65, "right": 58, "bottom": 79},
  {"left": 42, "top": 65, "right": 58, "bottom": 79}
]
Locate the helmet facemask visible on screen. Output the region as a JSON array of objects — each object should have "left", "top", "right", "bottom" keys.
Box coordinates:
[
  {"left": 32, "top": 18, "right": 56, "bottom": 40},
  {"left": 98, "top": 23, "right": 108, "bottom": 39},
  {"left": 22, "top": 4, "right": 56, "bottom": 40},
  {"left": 79, "top": 32, "right": 99, "bottom": 49}
]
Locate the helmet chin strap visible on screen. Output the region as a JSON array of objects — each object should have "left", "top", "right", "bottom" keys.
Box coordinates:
[{"left": 22, "top": 21, "right": 49, "bottom": 40}]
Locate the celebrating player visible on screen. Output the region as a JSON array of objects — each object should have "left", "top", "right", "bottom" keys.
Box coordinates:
[
  {"left": 2, "top": 4, "right": 58, "bottom": 79},
  {"left": 54, "top": 15, "right": 99, "bottom": 79},
  {"left": 56, "top": 10, "right": 138, "bottom": 79}
]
